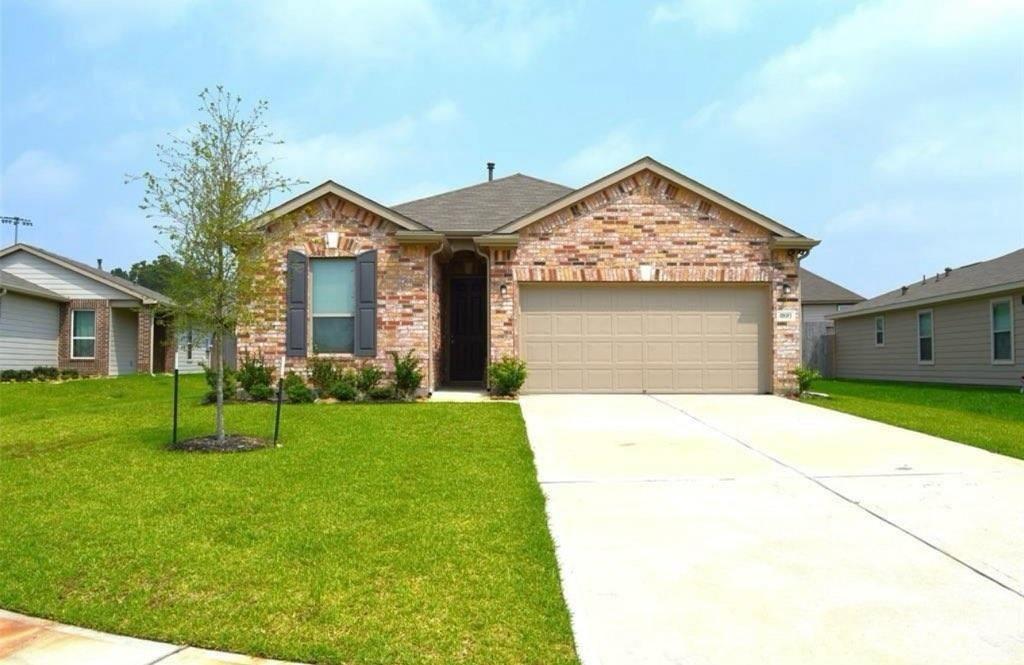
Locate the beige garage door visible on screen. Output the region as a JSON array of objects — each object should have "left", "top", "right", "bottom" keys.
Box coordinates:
[{"left": 519, "top": 284, "right": 769, "bottom": 394}]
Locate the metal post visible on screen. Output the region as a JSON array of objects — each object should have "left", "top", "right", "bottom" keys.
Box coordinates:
[
  {"left": 172, "top": 368, "right": 179, "bottom": 445},
  {"left": 273, "top": 377, "right": 284, "bottom": 445}
]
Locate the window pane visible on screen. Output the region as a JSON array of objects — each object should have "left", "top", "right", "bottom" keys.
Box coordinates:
[
  {"left": 73, "top": 310, "right": 95, "bottom": 337},
  {"left": 312, "top": 317, "right": 354, "bottom": 353},
  {"left": 994, "top": 331, "right": 1012, "bottom": 361},
  {"left": 992, "top": 302, "right": 1011, "bottom": 331},
  {"left": 311, "top": 259, "right": 355, "bottom": 315},
  {"left": 73, "top": 339, "right": 95, "bottom": 358},
  {"left": 876, "top": 332, "right": 884, "bottom": 345},
  {"left": 918, "top": 312, "right": 932, "bottom": 337},
  {"left": 919, "top": 337, "right": 932, "bottom": 362},
  {"left": 875, "top": 317, "right": 884, "bottom": 332}
]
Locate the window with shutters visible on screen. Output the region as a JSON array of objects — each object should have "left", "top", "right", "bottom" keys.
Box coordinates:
[{"left": 310, "top": 258, "right": 356, "bottom": 353}]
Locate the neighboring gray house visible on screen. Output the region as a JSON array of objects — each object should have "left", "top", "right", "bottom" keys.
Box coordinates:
[
  {"left": 830, "top": 248, "right": 1023, "bottom": 387},
  {"left": 800, "top": 268, "right": 864, "bottom": 322}
]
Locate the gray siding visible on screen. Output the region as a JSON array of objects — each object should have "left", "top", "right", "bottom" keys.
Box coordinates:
[
  {"left": 0, "top": 250, "right": 130, "bottom": 300},
  {"left": 835, "top": 290, "right": 1024, "bottom": 386},
  {"left": 174, "top": 330, "right": 212, "bottom": 374},
  {"left": 803, "top": 303, "right": 841, "bottom": 323},
  {"left": 0, "top": 292, "right": 59, "bottom": 369},
  {"left": 108, "top": 308, "right": 139, "bottom": 375}
]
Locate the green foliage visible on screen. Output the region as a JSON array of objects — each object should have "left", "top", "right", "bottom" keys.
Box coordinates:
[
  {"left": 283, "top": 372, "right": 314, "bottom": 403},
  {"left": 366, "top": 385, "right": 396, "bottom": 401},
  {"left": 791, "top": 365, "right": 822, "bottom": 394},
  {"left": 488, "top": 356, "right": 528, "bottom": 397},
  {"left": 247, "top": 383, "right": 273, "bottom": 401},
  {"left": 390, "top": 351, "right": 423, "bottom": 399},
  {"left": 2, "top": 370, "right": 35, "bottom": 382},
  {"left": 59, "top": 369, "right": 80, "bottom": 380},
  {"left": 32, "top": 367, "right": 60, "bottom": 381},
  {"left": 237, "top": 355, "right": 273, "bottom": 393},
  {"left": 201, "top": 363, "right": 237, "bottom": 399},
  {"left": 307, "top": 357, "right": 338, "bottom": 392},
  {"left": 355, "top": 363, "right": 384, "bottom": 393},
  {"left": 329, "top": 380, "right": 358, "bottom": 402},
  {"left": 109, "top": 255, "right": 183, "bottom": 294}
]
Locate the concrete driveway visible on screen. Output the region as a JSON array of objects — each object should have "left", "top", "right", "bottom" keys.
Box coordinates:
[{"left": 520, "top": 394, "right": 1024, "bottom": 665}]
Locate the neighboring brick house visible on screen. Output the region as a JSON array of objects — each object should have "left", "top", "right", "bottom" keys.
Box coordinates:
[
  {"left": 0, "top": 244, "right": 175, "bottom": 375},
  {"left": 238, "top": 157, "right": 819, "bottom": 394}
]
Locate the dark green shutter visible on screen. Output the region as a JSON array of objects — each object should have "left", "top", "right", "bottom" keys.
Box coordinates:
[
  {"left": 285, "top": 250, "right": 308, "bottom": 357},
  {"left": 354, "top": 250, "right": 377, "bottom": 357}
]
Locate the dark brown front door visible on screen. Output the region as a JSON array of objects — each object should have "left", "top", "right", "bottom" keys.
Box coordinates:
[{"left": 449, "top": 276, "right": 486, "bottom": 382}]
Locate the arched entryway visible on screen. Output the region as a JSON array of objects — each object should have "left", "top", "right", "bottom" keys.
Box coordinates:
[{"left": 442, "top": 250, "right": 487, "bottom": 385}]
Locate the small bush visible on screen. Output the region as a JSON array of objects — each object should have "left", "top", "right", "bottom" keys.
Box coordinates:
[
  {"left": 307, "top": 356, "right": 338, "bottom": 392},
  {"left": 60, "top": 369, "right": 80, "bottom": 380},
  {"left": 201, "top": 363, "right": 237, "bottom": 399},
  {"left": 237, "top": 354, "right": 273, "bottom": 392},
  {"left": 356, "top": 363, "right": 384, "bottom": 394},
  {"left": 390, "top": 350, "right": 423, "bottom": 399},
  {"left": 366, "top": 384, "right": 396, "bottom": 401},
  {"left": 791, "top": 365, "right": 822, "bottom": 394},
  {"left": 330, "top": 380, "right": 358, "bottom": 401},
  {"left": 488, "top": 356, "right": 528, "bottom": 397},
  {"left": 283, "top": 371, "right": 314, "bottom": 403},
  {"left": 247, "top": 383, "right": 273, "bottom": 401},
  {"left": 12, "top": 370, "right": 34, "bottom": 382},
  {"left": 32, "top": 366, "right": 60, "bottom": 381},
  {"left": 1, "top": 369, "right": 18, "bottom": 382}
]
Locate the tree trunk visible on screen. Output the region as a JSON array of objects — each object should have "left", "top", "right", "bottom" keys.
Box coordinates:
[{"left": 214, "top": 331, "right": 225, "bottom": 443}]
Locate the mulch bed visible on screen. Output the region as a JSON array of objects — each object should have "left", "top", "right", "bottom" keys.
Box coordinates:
[{"left": 170, "top": 435, "right": 272, "bottom": 453}]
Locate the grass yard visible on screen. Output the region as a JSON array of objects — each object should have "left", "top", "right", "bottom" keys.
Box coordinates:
[
  {"left": 0, "top": 375, "right": 578, "bottom": 664},
  {"left": 803, "top": 379, "right": 1024, "bottom": 460}
]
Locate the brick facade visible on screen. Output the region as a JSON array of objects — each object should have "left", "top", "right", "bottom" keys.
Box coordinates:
[
  {"left": 486, "top": 169, "right": 802, "bottom": 393},
  {"left": 58, "top": 299, "right": 110, "bottom": 376},
  {"left": 236, "top": 193, "right": 435, "bottom": 385}
]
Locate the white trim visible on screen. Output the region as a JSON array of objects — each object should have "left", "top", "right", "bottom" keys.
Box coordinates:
[
  {"left": 916, "top": 309, "right": 934, "bottom": 365},
  {"left": 874, "top": 315, "right": 885, "bottom": 347},
  {"left": 70, "top": 308, "right": 97, "bottom": 360},
  {"left": 990, "top": 297, "right": 1014, "bottom": 365}
]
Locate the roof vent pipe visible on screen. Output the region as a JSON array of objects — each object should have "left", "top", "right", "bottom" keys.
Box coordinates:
[
  {"left": 901, "top": 286, "right": 908, "bottom": 295},
  {"left": 487, "top": 162, "right": 495, "bottom": 181},
  {"left": 944, "top": 267, "right": 952, "bottom": 275},
  {"left": 97, "top": 258, "right": 103, "bottom": 270}
]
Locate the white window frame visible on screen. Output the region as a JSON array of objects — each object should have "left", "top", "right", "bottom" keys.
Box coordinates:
[
  {"left": 990, "top": 297, "right": 1014, "bottom": 365},
  {"left": 874, "top": 315, "right": 885, "bottom": 347},
  {"left": 309, "top": 257, "right": 356, "bottom": 355},
  {"left": 917, "top": 309, "right": 934, "bottom": 365},
  {"left": 70, "top": 309, "right": 97, "bottom": 360}
]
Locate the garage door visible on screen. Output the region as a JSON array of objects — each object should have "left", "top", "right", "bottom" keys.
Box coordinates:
[{"left": 519, "top": 284, "right": 768, "bottom": 394}]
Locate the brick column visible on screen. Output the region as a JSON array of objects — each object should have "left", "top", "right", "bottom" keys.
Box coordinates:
[
  {"left": 136, "top": 307, "right": 154, "bottom": 373},
  {"left": 771, "top": 249, "right": 801, "bottom": 394}
]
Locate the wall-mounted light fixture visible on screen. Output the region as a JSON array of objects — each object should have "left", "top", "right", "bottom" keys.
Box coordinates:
[
  {"left": 324, "top": 231, "right": 340, "bottom": 249},
  {"left": 782, "top": 283, "right": 793, "bottom": 295},
  {"left": 499, "top": 283, "right": 508, "bottom": 296}
]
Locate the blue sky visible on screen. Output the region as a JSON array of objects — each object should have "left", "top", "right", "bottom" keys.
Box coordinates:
[{"left": 1, "top": 0, "right": 1021, "bottom": 297}]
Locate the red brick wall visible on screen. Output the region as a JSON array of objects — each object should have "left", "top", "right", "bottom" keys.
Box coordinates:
[
  {"left": 236, "top": 193, "right": 433, "bottom": 382},
  {"left": 487, "top": 169, "right": 802, "bottom": 394},
  {"left": 58, "top": 300, "right": 110, "bottom": 376},
  {"left": 136, "top": 307, "right": 153, "bottom": 373}
]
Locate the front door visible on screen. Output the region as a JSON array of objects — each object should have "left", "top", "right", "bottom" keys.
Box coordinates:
[{"left": 449, "top": 276, "right": 486, "bottom": 382}]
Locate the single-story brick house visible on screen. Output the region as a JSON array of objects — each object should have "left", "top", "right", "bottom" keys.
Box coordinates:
[
  {"left": 830, "top": 247, "right": 1023, "bottom": 386},
  {"left": 238, "top": 157, "right": 819, "bottom": 394}
]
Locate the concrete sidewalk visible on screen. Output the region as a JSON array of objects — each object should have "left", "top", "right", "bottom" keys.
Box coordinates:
[{"left": 0, "top": 609, "right": 301, "bottom": 665}]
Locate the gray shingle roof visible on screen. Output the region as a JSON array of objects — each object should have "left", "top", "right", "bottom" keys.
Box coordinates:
[
  {"left": 0, "top": 269, "right": 67, "bottom": 301},
  {"left": 392, "top": 174, "right": 572, "bottom": 233},
  {"left": 834, "top": 247, "right": 1024, "bottom": 318},
  {"left": 800, "top": 268, "right": 863, "bottom": 304},
  {"left": 3, "top": 244, "right": 171, "bottom": 304}
]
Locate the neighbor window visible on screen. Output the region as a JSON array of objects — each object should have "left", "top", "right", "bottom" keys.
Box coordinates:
[
  {"left": 874, "top": 316, "right": 885, "bottom": 346},
  {"left": 991, "top": 298, "right": 1014, "bottom": 363},
  {"left": 917, "top": 310, "right": 934, "bottom": 364},
  {"left": 311, "top": 258, "right": 355, "bottom": 353},
  {"left": 71, "top": 309, "right": 96, "bottom": 359}
]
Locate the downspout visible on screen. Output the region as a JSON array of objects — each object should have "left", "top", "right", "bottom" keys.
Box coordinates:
[{"left": 426, "top": 241, "right": 447, "bottom": 396}]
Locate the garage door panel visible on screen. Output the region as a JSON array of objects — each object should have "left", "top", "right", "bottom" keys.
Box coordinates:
[{"left": 519, "top": 284, "right": 766, "bottom": 394}]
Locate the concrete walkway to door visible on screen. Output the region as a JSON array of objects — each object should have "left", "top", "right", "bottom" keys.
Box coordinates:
[{"left": 520, "top": 394, "right": 1024, "bottom": 665}]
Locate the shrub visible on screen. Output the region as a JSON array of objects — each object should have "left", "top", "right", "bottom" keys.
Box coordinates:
[
  {"left": 247, "top": 383, "right": 273, "bottom": 401},
  {"left": 307, "top": 356, "right": 338, "bottom": 392},
  {"left": 390, "top": 350, "right": 423, "bottom": 399},
  {"left": 329, "top": 380, "right": 358, "bottom": 401},
  {"left": 356, "top": 363, "right": 384, "bottom": 394},
  {"left": 366, "top": 384, "right": 396, "bottom": 401},
  {"left": 60, "top": 369, "right": 80, "bottom": 380},
  {"left": 1, "top": 369, "right": 18, "bottom": 382},
  {"left": 201, "top": 363, "right": 237, "bottom": 398},
  {"left": 791, "top": 365, "right": 821, "bottom": 394},
  {"left": 237, "top": 354, "right": 273, "bottom": 393},
  {"left": 12, "top": 370, "right": 34, "bottom": 382},
  {"left": 488, "top": 356, "right": 527, "bottom": 397},
  {"left": 32, "top": 366, "right": 60, "bottom": 381},
  {"left": 283, "top": 371, "right": 314, "bottom": 403}
]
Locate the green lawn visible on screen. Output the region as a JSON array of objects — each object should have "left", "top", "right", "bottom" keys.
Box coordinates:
[
  {"left": 802, "top": 379, "right": 1024, "bottom": 460},
  {"left": 0, "top": 375, "right": 577, "bottom": 664}
]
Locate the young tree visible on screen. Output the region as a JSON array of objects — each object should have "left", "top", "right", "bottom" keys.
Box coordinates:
[{"left": 138, "top": 87, "right": 300, "bottom": 442}]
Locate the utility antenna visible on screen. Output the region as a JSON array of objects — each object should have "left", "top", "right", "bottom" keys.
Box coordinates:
[{"left": 1, "top": 216, "right": 33, "bottom": 243}]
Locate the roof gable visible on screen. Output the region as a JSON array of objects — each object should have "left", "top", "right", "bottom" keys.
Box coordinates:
[
  {"left": 493, "top": 157, "right": 816, "bottom": 244},
  {"left": 800, "top": 268, "right": 864, "bottom": 304},
  {"left": 254, "top": 180, "right": 429, "bottom": 231},
  {"left": 0, "top": 269, "right": 67, "bottom": 301}
]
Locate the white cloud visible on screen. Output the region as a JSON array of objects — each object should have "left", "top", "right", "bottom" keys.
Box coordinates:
[
  {"left": 1, "top": 151, "right": 81, "bottom": 203},
  {"left": 560, "top": 129, "right": 645, "bottom": 183},
  {"left": 39, "top": 0, "right": 199, "bottom": 48},
  {"left": 650, "top": 0, "right": 759, "bottom": 33},
  {"left": 425, "top": 99, "right": 460, "bottom": 125}
]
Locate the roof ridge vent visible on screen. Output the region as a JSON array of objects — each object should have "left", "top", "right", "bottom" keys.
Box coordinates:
[{"left": 901, "top": 285, "right": 909, "bottom": 295}]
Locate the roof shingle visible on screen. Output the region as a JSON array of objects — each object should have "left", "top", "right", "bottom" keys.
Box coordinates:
[{"left": 800, "top": 268, "right": 863, "bottom": 304}]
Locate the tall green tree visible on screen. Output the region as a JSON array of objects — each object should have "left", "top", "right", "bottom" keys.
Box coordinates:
[
  {"left": 110, "top": 254, "right": 184, "bottom": 294},
  {"left": 138, "top": 87, "right": 300, "bottom": 442}
]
